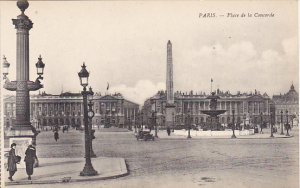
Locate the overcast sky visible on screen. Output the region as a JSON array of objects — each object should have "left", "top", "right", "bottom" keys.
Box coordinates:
[{"left": 0, "top": 1, "right": 298, "bottom": 105}]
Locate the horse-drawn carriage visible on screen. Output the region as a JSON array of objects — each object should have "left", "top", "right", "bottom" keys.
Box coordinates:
[{"left": 136, "top": 130, "right": 155, "bottom": 141}]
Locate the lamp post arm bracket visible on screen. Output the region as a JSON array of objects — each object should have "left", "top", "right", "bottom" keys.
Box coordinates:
[
  {"left": 3, "top": 80, "right": 17, "bottom": 91},
  {"left": 28, "top": 80, "right": 43, "bottom": 91}
]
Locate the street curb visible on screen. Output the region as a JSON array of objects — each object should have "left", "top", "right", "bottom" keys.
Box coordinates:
[
  {"left": 5, "top": 159, "right": 129, "bottom": 186},
  {"left": 131, "top": 132, "right": 294, "bottom": 140},
  {"left": 157, "top": 135, "right": 294, "bottom": 140}
]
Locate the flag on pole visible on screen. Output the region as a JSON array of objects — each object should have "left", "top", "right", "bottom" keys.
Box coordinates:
[{"left": 107, "top": 82, "right": 109, "bottom": 90}]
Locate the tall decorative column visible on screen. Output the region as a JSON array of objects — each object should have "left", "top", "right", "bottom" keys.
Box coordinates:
[
  {"left": 3, "top": 0, "right": 44, "bottom": 152},
  {"left": 165, "top": 40, "right": 176, "bottom": 129}
]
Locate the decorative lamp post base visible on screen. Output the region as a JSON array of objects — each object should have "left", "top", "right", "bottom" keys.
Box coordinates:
[
  {"left": 280, "top": 132, "right": 284, "bottom": 135},
  {"left": 80, "top": 164, "right": 98, "bottom": 176},
  {"left": 187, "top": 135, "right": 192, "bottom": 139},
  {"left": 231, "top": 134, "right": 237, "bottom": 139}
]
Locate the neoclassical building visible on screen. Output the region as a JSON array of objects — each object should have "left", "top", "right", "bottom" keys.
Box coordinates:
[
  {"left": 143, "top": 89, "right": 273, "bottom": 128},
  {"left": 3, "top": 92, "right": 139, "bottom": 130},
  {"left": 272, "top": 84, "right": 299, "bottom": 126}
]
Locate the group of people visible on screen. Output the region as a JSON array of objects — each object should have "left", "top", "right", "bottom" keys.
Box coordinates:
[{"left": 7, "top": 143, "right": 38, "bottom": 181}]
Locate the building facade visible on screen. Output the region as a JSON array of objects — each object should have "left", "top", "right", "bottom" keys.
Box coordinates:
[
  {"left": 3, "top": 92, "right": 139, "bottom": 130},
  {"left": 272, "top": 84, "right": 299, "bottom": 126},
  {"left": 143, "top": 89, "right": 273, "bottom": 128}
]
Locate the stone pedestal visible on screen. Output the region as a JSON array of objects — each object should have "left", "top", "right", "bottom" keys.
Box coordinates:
[{"left": 165, "top": 104, "right": 176, "bottom": 128}]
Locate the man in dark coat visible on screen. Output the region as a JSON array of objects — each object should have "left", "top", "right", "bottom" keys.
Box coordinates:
[
  {"left": 7, "top": 143, "right": 18, "bottom": 181},
  {"left": 167, "top": 126, "right": 171, "bottom": 136},
  {"left": 24, "top": 145, "right": 38, "bottom": 180},
  {"left": 54, "top": 131, "right": 59, "bottom": 142}
]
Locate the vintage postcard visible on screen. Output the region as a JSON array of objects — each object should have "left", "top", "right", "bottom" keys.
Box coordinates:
[{"left": 0, "top": 0, "right": 298, "bottom": 188}]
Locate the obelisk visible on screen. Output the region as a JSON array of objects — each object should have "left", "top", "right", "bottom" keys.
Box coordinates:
[{"left": 165, "top": 40, "right": 176, "bottom": 128}]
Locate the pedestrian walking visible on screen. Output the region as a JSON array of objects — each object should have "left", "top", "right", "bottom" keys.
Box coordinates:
[
  {"left": 24, "top": 145, "right": 38, "bottom": 180},
  {"left": 7, "top": 143, "right": 20, "bottom": 181},
  {"left": 54, "top": 131, "right": 59, "bottom": 142},
  {"left": 260, "top": 122, "right": 265, "bottom": 134},
  {"left": 167, "top": 127, "right": 171, "bottom": 136},
  {"left": 285, "top": 123, "right": 291, "bottom": 136}
]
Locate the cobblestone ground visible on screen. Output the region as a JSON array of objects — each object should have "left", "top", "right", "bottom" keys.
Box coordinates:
[{"left": 8, "top": 127, "right": 299, "bottom": 188}]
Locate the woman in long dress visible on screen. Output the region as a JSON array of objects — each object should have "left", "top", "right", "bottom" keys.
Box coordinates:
[
  {"left": 24, "top": 145, "right": 38, "bottom": 180},
  {"left": 7, "top": 143, "right": 18, "bottom": 181}
]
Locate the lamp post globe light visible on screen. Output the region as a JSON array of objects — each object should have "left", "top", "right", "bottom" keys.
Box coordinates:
[
  {"left": 3, "top": 0, "right": 45, "bottom": 148},
  {"left": 231, "top": 110, "right": 236, "bottom": 138},
  {"left": 36, "top": 55, "right": 45, "bottom": 80},
  {"left": 2, "top": 56, "right": 10, "bottom": 80},
  {"left": 78, "top": 63, "right": 98, "bottom": 176},
  {"left": 280, "top": 110, "right": 284, "bottom": 135}
]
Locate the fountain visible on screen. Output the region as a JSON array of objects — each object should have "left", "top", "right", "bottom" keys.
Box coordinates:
[{"left": 201, "top": 92, "right": 226, "bottom": 130}]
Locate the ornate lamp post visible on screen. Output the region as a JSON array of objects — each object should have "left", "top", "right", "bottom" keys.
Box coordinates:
[
  {"left": 87, "top": 87, "right": 96, "bottom": 158},
  {"left": 172, "top": 112, "right": 175, "bottom": 132},
  {"left": 141, "top": 111, "right": 144, "bottom": 130},
  {"left": 280, "top": 110, "right": 284, "bottom": 135},
  {"left": 152, "top": 111, "right": 158, "bottom": 138},
  {"left": 3, "top": 0, "right": 45, "bottom": 147},
  {"left": 187, "top": 110, "right": 192, "bottom": 139},
  {"left": 128, "top": 117, "right": 132, "bottom": 131},
  {"left": 291, "top": 114, "right": 295, "bottom": 129},
  {"left": 78, "top": 63, "right": 98, "bottom": 176},
  {"left": 231, "top": 110, "right": 236, "bottom": 138},
  {"left": 134, "top": 112, "right": 137, "bottom": 133},
  {"left": 105, "top": 109, "right": 109, "bottom": 128},
  {"left": 285, "top": 110, "right": 290, "bottom": 136},
  {"left": 243, "top": 113, "right": 246, "bottom": 130},
  {"left": 260, "top": 112, "right": 264, "bottom": 134},
  {"left": 270, "top": 111, "right": 274, "bottom": 138}
]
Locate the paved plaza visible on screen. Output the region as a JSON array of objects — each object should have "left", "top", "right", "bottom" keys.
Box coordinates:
[{"left": 3, "top": 127, "right": 298, "bottom": 188}]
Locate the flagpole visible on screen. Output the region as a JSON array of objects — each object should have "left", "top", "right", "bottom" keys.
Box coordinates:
[
  {"left": 106, "top": 82, "right": 109, "bottom": 95},
  {"left": 210, "top": 78, "right": 212, "bottom": 94}
]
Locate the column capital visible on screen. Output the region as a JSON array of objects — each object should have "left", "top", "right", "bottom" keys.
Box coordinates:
[{"left": 12, "top": 14, "right": 33, "bottom": 31}]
